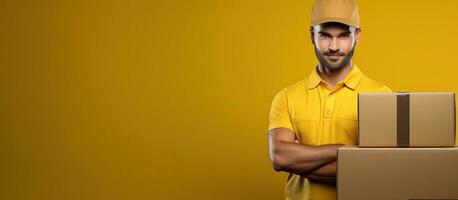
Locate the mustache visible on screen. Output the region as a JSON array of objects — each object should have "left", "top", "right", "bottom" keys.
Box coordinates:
[{"left": 324, "top": 51, "right": 345, "bottom": 56}]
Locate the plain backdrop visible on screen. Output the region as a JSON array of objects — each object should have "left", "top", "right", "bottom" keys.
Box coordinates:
[{"left": 1, "top": 0, "right": 458, "bottom": 199}]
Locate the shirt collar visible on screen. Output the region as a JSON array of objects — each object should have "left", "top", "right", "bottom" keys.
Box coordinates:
[{"left": 306, "top": 64, "right": 363, "bottom": 90}]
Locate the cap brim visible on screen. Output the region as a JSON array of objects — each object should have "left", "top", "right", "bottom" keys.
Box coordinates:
[{"left": 311, "top": 18, "right": 360, "bottom": 28}]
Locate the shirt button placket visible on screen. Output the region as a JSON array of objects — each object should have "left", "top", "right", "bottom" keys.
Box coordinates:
[{"left": 324, "top": 93, "right": 333, "bottom": 118}]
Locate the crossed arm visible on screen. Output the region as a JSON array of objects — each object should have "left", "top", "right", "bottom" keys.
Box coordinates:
[{"left": 268, "top": 127, "right": 343, "bottom": 184}]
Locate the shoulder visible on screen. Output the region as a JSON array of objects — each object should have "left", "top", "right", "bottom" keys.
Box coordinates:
[
  {"left": 273, "top": 79, "right": 306, "bottom": 98},
  {"left": 359, "top": 75, "right": 392, "bottom": 92}
]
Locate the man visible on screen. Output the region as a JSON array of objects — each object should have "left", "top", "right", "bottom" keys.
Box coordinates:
[{"left": 267, "top": 0, "right": 392, "bottom": 199}]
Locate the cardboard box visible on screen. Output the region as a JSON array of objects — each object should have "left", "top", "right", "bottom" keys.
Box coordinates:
[
  {"left": 358, "top": 92, "right": 456, "bottom": 147},
  {"left": 337, "top": 146, "right": 458, "bottom": 200}
]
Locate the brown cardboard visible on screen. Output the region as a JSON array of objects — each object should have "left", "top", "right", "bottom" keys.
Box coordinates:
[
  {"left": 337, "top": 146, "right": 458, "bottom": 200},
  {"left": 358, "top": 92, "right": 456, "bottom": 147}
]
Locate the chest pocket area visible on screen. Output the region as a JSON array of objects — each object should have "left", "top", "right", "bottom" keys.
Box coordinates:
[
  {"left": 337, "top": 95, "right": 358, "bottom": 120},
  {"left": 292, "top": 118, "right": 319, "bottom": 146},
  {"left": 292, "top": 104, "right": 320, "bottom": 145},
  {"left": 335, "top": 100, "right": 358, "bottom": 144}
]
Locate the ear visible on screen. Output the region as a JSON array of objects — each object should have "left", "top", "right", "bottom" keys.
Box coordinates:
[
  {"left": 354, "top": 28, "right": 361, "bottom": 44},
  {"left": 309, "top": 26, "right": 315, "bottom": 44}
]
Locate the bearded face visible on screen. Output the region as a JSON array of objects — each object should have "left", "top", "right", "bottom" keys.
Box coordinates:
[{"left": 311, "top": 22, "right": 359, "bottom": 71}]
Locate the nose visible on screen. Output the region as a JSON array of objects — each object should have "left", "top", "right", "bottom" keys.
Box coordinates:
[{"left": 329, "top": 37, "right": 339, "bottom": 52}]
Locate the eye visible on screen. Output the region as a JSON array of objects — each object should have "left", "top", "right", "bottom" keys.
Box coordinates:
[{"left": 339, "top": 33, "right": 351, "bottom": 38}]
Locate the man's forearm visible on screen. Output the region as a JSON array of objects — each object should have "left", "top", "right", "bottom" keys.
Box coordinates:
[
  {"left": 271, "top": 141, "right": 341, "bottom": 175},
  {"left": 305, "top": 173, "right": 336, "bottom": 184},
  {"left": 302, "top": 161, "right": 337, "bottom": 184},
  {"left": 306, "top": 161, "right": 337, "bottom": 177}
]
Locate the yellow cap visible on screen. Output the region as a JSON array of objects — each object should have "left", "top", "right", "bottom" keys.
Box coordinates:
[{"left": 310, "top": 0, "right": 360, "bottom": 28}]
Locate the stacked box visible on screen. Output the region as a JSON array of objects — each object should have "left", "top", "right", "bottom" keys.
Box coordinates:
[
  {"left": 358, "top": 92, "right": 455, "bottom": 147},
  {"left": 338, "top": 92, "right": 458, "bottom": 200}
]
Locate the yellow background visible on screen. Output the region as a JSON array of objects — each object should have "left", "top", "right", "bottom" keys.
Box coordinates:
[{"left": 1, "top": 0, "right": 458, "bottom": 199}]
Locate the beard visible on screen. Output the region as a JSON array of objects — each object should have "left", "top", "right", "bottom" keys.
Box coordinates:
[{"left": 314, "top": 45, "right": 355, "bottom": 71}]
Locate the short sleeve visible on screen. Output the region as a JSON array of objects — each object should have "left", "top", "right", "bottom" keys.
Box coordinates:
[{"left": 268, "top": 88, "right": 294, "bottom": 132}]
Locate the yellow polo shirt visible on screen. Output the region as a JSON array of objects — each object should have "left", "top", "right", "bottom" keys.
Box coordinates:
[{"left": 268, "top": 64, "right": 392, "bottom": 200}]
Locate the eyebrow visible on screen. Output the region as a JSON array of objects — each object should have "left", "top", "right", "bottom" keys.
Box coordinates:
[
  {"left": 339, "top": 31, "right": 351, "bottom": 36},
  {"left": 318, "top": 31, "right": 331, "bottom": 36}
]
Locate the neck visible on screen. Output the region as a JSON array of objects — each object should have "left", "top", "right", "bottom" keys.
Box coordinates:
[{"left": 317, "top": 61, "right": 353, "bottom": 90}]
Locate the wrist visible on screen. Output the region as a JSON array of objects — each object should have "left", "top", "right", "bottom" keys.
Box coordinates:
[{"left": 323, "top": 144, "right": 342, "bottom": 159}]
